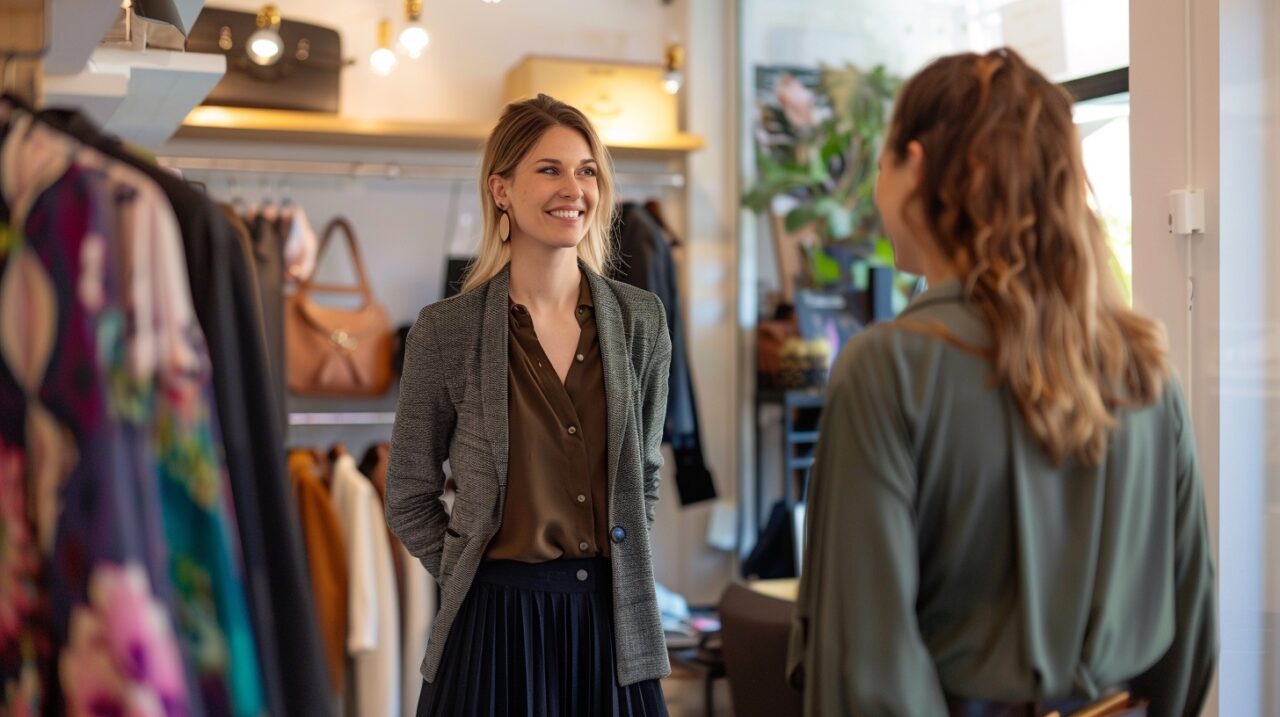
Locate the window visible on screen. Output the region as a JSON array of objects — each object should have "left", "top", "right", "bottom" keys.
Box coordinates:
[{"left": 1074, "top": 90, "right": 1133, "bottom": 302}]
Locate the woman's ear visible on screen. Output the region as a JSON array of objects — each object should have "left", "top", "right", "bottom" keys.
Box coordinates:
[
  {"left": 905, "top": 140, "right": 926, "bottom": 188},
  {"left": 488, "top": 174, "right": 510, "bottom": 209}
]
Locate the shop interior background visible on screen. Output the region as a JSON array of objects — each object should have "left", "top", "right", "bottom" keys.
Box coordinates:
[{"left": 2, "top": 0, "right": 1277, "bottom": 714}]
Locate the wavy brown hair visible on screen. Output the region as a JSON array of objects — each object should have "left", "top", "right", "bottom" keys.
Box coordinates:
[
  {"left": 462, "top": 94, "right": 616, "bottom": 293},
  {"left": 887, "top": 48, "right": 1168, "bottom": 466}
]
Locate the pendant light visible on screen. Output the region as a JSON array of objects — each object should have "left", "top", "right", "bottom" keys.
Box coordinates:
[
  {"left": 399, "top": 0, "right": 429, "bottom": 59},
  {"left": 370, "top": 18, "right": 397, "bottom": 75},
  {"left": 247, "top": 4, "right": 284, "bottom": 66},
  {"left": 662, "top": 42, "right": 684, "bottom": 95}
]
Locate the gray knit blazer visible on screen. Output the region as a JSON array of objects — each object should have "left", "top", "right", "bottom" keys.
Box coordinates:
[{"left": 385, "top": 261, "right": 673, "bottom": 687}]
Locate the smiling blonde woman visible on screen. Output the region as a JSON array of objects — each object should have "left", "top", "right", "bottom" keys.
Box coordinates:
[{"left": 386, "top": 94, "right": 672, "bottom": 716}]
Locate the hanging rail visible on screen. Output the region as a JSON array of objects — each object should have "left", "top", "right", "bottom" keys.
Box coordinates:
[
  {"left": 156, "top": 155, "right": 687, "bottom": 189},
  {"left": 288, "top": 411, "right": 397, "bottom": 426}
]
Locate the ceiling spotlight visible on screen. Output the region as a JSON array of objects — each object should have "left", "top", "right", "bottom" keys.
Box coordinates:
[
  {"left": 662, "top": 42, "right": 684, "bottom": 94},
  {"left": 481, "top": 0, "right": 502, "bottom": 4},
  {"left": 247, "top": 4, "right": 284, "bottom": 66},
  {"left": 399, "top": 0, "right": 429, "bottom": 59},
  {"left": 370, "top": 18, "right": 398, "bottom": 76}
]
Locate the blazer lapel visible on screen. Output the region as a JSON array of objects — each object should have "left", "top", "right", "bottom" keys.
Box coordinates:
[
  {"left": 585, "top": 265, "right": 631, "bottom": 499},
  {"left": 480, "top": 264, "right": 511, "bottom": 485}
]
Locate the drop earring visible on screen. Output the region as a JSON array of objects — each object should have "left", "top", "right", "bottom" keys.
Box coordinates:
[{"left": 498, "top": 205, "right": 511, "bottom": 242}]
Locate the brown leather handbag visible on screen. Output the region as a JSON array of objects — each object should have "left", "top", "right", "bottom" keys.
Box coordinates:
[{"left": 285, "top": 218, "right": 392, "bottom": 396}]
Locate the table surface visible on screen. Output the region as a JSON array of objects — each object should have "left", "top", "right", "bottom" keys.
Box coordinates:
[{"left": 747, "top": 577, "right": 799, "bottom": 602}]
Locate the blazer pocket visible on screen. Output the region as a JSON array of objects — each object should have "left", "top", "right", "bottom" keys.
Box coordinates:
[{"left": 440, "top": 529, "right": 467, "bottom": 579}]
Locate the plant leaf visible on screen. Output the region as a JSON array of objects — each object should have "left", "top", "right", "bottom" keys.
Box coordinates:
[
  {"left": 870, "top": 237, "right": 896, "bottom": 266},
  {"left": 784, "top": 205, "right": 819, "bottom": 232},
  {"left": 851, "top": 261, "right": 870, "bottom": 291},
  {"left": 810, "top": 247, "right": 842, "bottom": 286},
  {"left": 814, "top": 196, "right": 853, "bottom": 240},
  {"left": 741, "top": 186, "right": 776, "bottom": 213},
  {"left": 820, "top": 129, "right": 848, "bottom": 167}
]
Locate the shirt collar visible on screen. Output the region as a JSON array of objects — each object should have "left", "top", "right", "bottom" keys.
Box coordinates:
[
  {"left": 899, "top": 277, "right": 965, "bottom": 318},
  {"left": 576, "top": 271, "right": 594, "bottom": 312},
  {"left": 506, "top": 270, "right": 594, "bottom": 318}
]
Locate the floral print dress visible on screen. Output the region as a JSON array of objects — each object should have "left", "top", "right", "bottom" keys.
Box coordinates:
[{"left": 0, "top": 104, "right": 265, "bottom": 716}]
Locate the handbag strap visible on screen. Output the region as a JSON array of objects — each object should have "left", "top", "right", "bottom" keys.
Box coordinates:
[{"left": 299, "top": 217, "right": 375, "bottom": 303}]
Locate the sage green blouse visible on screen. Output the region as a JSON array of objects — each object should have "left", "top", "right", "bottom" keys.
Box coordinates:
[{"left": 786, "top": 280, "right": 1216, "bottom": 716}]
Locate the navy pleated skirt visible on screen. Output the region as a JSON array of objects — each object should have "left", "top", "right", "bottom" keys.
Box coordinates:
[{"left": 417, "top": 557, "right": 668, "bottom": 717}]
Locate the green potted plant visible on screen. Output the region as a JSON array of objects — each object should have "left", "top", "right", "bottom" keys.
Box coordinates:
[{"left": 742, "top": 63, "right": 901, "bottom": 302}]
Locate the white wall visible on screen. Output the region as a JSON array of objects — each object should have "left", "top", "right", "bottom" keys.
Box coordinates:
[
  {"left": 173, "top": 1, "right": 739, "bottom": 605},
  {"left": 640, "top": 0, "right": 739, "bottom": 605},
  {"left": 209, "top": 0, "right": 683, "bottom": 124},
  {"left": 1132, "top": 0, "right": 1280, "bottom": 714}
]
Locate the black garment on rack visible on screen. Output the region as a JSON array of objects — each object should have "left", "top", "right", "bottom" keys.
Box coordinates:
[
  {"left": 611, "top": 202, "right": 716, "bottom": 506},
  {"left": 37, "top": 109, "right": 335, "bottom": 716},
  {"left": 248, "top": 212, "right": 287, "bottom": 433}
]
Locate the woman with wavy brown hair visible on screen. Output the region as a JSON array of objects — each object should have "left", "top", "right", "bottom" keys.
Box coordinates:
[{"left": 787, "top": 49, "right": 1216, "bottom": 716}]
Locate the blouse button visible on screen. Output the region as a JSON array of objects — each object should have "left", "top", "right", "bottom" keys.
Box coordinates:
[
  {"left": 576, "top": 569, "right": 589, "bottom": 581},
  {"left": 575, "top": 353, "right": 584, "bottom": 362},
  {"left": 567, "top": 425, "right": 577, "bottom": 435},
  {"left": 576, "top": 494, "right": 587, "bottom": 503},
  {"left": 578, "top": 541, "right": 590, "bottom": 551}
]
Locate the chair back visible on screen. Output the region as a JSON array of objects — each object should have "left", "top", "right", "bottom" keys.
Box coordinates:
[{"left": 718, "top": 582, "right": 803, "bottom": 717}]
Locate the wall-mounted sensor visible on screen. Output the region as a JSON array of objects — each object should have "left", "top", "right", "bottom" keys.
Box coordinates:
[{"left": 1167, "top": 189, "right": 1205, "bottom": 235}]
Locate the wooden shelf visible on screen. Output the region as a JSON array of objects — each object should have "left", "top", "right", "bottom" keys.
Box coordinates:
[
  {"left": 0, "top": 0, "right": 47, "bottom": 58},
  {"left": 176, "top": 106, "right": 705, "bottom": 156}
]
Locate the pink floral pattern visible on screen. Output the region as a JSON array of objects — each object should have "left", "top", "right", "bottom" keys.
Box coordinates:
[
  {"left": 60, "top": 564, "right": 189, "bottom": 717},
  {"left": 2, "top": 104, "right": 266, "bottom": 716},
  {"left": 0, "top": 443, "right": 37, "bottom": 645},
  {"left": 0, "top": 439, "right": 49, "bottom": 717},
  {"left": 3, "top": 660, "right": 40, "bottom": 717},
  {"left": 776, "top": 74, "right": 817, "bottom": 130}
]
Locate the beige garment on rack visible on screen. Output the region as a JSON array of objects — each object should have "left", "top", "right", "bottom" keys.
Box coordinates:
[
  {"left": 283, "top": 204, "right": 317, "bottom": 283},
  {"left": 399, "top": 542, "right": 434, "bottom": 716},
  {"left": 330, "top": 454, "right": 401, "bottom": 717}
]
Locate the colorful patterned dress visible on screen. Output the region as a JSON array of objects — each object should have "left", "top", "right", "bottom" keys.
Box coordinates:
[{"left": 0, "top": 104, "right": 266, "bottom": 717}]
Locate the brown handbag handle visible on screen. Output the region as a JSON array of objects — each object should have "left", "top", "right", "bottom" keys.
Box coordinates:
[{"left": 299, "top": 217, "right": 376, "bottom": 304}]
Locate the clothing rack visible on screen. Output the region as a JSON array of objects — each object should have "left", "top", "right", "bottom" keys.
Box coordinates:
[
  {"left": 288, "top": 411, "right": 397, "bottom": 426},
  {"left": 157, "top": 155, "right": 687, "bottom": 189}
]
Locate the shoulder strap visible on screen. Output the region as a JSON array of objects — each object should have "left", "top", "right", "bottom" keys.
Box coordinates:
[{"left": 298, "top": 217, "right": 374, "bottom": 302}]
